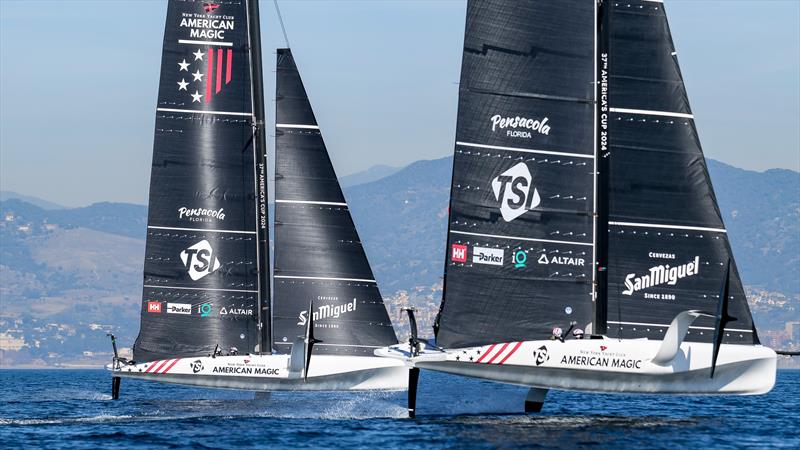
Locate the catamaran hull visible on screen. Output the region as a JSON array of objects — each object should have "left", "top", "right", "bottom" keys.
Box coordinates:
[
  {"left": 111, "top": 355, "right": 408, "bottom": 392},
  {"left": 378, "top": 339, "right": 776, "bottom": 395}
]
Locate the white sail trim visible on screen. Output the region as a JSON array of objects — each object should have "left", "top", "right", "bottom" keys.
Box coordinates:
[
  {"left": 143, "top": 285, "right": 259, "bottom": 293},
  {"left": 607, "top": 320, "right": 753, "bottom": 334},
  {"left": 609, "top": 107, "right": 693, "bottom": 119},
  {"left": 608, "top": 221, "right": 726, "bottom": 233},
  {"left": 456, "top": 141, "right": 593, "bottom": 159},
  {"left": 450, "top": 230, "right": 593, "bottom": 247},
  {"left": 275, "top": 200, "right": 347, "bottom": 206},
  {"left": 274, "top": 275, "right": 376, "bottom": 283},
  {"left": 148, "top": 225, "right": 257, "bottom": 235},
  {"left": 156, "top": 107, "right": 252, "bottom": 117},
  {"left": 178, "top": 39, "right": 233, "bottom": 47},
  {"left": 275, "top": 124, "right": 320, "bottom": 129}
]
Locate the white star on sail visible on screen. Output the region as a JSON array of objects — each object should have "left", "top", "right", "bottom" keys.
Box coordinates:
[
  {"left": 192, "top": 49, "right": 205, "bottom": 61},
  {"left": 191, "top": 91, "right": 203, "bottom": 103},
  {"left": 177, "top": 79, "right": 189, "bottom": 91},
  {"left": 178, "top": 59, "right": 190, "bottom": 71},
  {"left": 192, "top": 70, "right": 204, "bottom": 82}
]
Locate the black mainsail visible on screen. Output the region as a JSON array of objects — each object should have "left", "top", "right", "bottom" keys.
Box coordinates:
[
  {"left": 271, "top": 49, "right": 398, "bottom": 356},
  {"left": 601, "top": 0, "right": 757, "bottom": 344},
  {"left": 435, "top": 0, "right": 758, "bottom": 348},
  {"left": 134, "top": 0, "right": 269, "bottom": 361},
  {"left": 435, "top": 0, "right": 597, "bottom": 348}
]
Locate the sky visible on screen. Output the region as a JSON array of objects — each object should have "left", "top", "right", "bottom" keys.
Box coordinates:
[{"left": 0, "top": 0, "right": 798, "bottom": 207}]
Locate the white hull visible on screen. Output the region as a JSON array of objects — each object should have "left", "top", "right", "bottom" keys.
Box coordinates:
[
  {"left": 111, "top": 354, "right": 408, "bottom": 392},
  {"left": 377, "top": 338, "right": 776, "bottom": 395}
]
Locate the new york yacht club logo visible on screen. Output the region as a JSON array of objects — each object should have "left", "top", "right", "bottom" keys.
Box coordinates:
[
  {"left": 491, "top": 162, "right": 541, "bottom": 222},
  {"left": 490, "top": 114, "right": 551, "bottom": 139},
  {"left": 180, "top": 240, "right": 221, "bottom": 281}
]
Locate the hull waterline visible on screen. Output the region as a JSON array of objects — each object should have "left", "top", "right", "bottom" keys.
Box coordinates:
[
  {"left": 110, "top": 354, "right": 408, "bottom": 392},
  {"left": 377, "top": 338, "right": 776, "bottom": 396}
]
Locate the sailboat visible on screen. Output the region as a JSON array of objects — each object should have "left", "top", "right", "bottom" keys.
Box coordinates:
[
  {"left": 108, "top": 0, "right": 406, "bottom": 396},
  {"left": 377, "top": 0, "right": 777, "bottom": 416}
]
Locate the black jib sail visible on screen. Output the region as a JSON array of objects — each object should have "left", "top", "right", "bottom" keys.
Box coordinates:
[
  {"left": 435, "top": 0, "right": 597, "bottom": 348},
  {"left": 271, "top": 48, "right": 398, "bottom": 356},
  {"left": 133, "top": 0, "right": 269, "bottom": 362},
  {"left": 601, "top": 0, "right": 757, "bottom": 344}
]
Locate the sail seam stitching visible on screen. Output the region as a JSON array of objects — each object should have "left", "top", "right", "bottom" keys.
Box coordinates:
[
  {"left": 275, "top": 123, "right": 320, "bottom": 129},
  {"left": 275, "top": 200, "right": 347, "bottom": 206},
  {"left": 148, "top": 226, "right": 257, "bottom": 235},
  {"left": 608, "top": 221, "right": 726, "bottom": 233},
  {"left": 143, "top": 285, "right": 259, "bottom": 293},
  {"left": 273, "top": 275, "right": 376, "bottom": 283},
  {"left": 456, "top": 141, "right": 593, "bottom": 159},
  {"left": 450, "top": 230, "right": 593, "bottom": 247},
  {"left": 609, "top": 107, "right": 693, "bottom": 119},
  {"left": 156, "top": 107, "right": 252, "bottom": 117},
  {"left": 607, "top": 321, "right": 752, "bottom": 333}
]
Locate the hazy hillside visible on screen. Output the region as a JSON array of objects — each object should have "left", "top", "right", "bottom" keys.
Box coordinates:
[
  {"left": 1, "top": 158, "right": 797, "bottom": 366},
  {"left": 347, "top": 157, "right": 800, "bottom": 296},
  {"left": 339, "top": 164, "right": 400, "bottom": 188}
]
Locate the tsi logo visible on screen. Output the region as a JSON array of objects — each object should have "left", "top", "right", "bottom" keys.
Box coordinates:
[
  {"left": 533, "top": 345, "right": 550, "bottom": 366},
  {"left": 180, "top": 240, "right": 221, "bottom": 281},
  {"left": 451, "top": 244, "right": 468, "bottom": 263},
  {"left": 472, "top": 247, "right": 504, "bottom": 266},
  {"left": 491, "top": 163, "right": 541, "bottom": 222}
]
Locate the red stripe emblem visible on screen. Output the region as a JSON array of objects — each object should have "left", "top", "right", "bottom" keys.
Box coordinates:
[
  {"left": 215, "top": 48, "right": 223, "bottom": 93},
  {"left": 206, "top": 48, "right": 214, "bottom": 103},
  {"left": 225, "top": 49, "right": 232, "bottom": 83},
  {"left": 475, "top": 344, "right": 496, "bottom": 363},
  {"left": 160, "top": 359, "right": 180, "bottom": 374},
  {"left": 497, "top": 342, "right": 522, "bottom": 365},
  {"left": 149, "top": 359, "right": 169, "bottom": 374},
  {"left": 486, "top": 342, "right": 510, "bottom": 364}
]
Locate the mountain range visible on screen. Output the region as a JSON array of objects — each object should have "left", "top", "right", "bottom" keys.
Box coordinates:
[{"left": 0, "top": 157, "right": 797, "bottom": 366}]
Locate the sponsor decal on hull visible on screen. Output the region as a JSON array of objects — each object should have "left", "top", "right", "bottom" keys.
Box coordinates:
[
  {"left": 144, "top": 358, "right": 182, "bottom": 374},
  {"left": 453, "top": 342, "right": 524, "bottom": 365},
  {"left": 147, "top": 301, "right": 162, "bottom": 313}
]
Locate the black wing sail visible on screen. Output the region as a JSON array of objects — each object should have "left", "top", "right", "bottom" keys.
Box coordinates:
[
  {"left": 602, "top": 0, "right": 757, "bottom": 344},
  {"left": 271, "top": 49, "right": 398, "bottom": 356},
  {"left": 133, "top": 0, "right": 267, "bottom": 362},
  {"left": 435, "top": 0, "right": 597, "bottom": 348}
]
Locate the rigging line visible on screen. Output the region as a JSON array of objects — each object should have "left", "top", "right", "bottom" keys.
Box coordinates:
[{"left": 273, "top": 0, "right": 291, "bottom": 48}]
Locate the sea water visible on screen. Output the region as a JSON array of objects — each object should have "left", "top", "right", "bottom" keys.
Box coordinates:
[{"left": 1, "top": 369, "right": 797, "bottom": 449}]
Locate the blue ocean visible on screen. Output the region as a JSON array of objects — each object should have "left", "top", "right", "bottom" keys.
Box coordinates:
[{"left": 1, "top": 369, "right": 797, "bottom": 449}]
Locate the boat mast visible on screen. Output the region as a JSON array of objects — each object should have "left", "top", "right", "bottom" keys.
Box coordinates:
[
  {"left": 247, "top": 0, "right": 271, "bottom": 354},
  {"left": 594, "top": 0, "right": 611, "bottom": 335}
]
